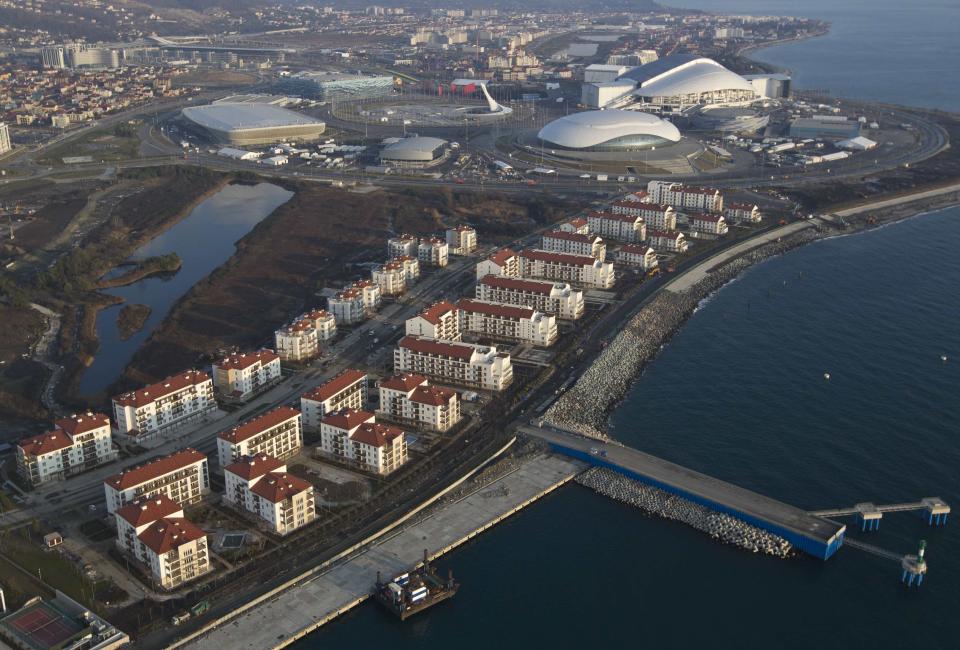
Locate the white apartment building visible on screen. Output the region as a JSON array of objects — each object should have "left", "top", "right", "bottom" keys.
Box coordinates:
[
  {"left": 405, "top": 300, "right": 461, "bottom": 341},
  {"left": 724, "top": 202, "right": 762, "bottom": 224},
  {"left": 455, "top": 298, "right": 558, "bottom": 347},
  {"left": 274, "top": 319, "right": 319, "bottom": 362},
  {"left": 0, "top": 122, "right": 11, "bottom": 155},
  {"left": 610, "top": 201, "right": 678, "bottom": 231},
  {"left": 318, "top": 409, "right": 408, "bottom": 475},
  {"left": 372, "top": 260, "right": 408, "bottom": 296},
  {"left": 212, "top": 349, "right": 281, "bottom": 400},
  {"left": 104, "top": 448, "right": 210, "bottom": 514},
  {"left": 112, "top": 370, "right": 216, "bottom": 442},
  {"left": 223, "top": 455, "right": 316, "bottom": 535},
  {"left": 377, "top": 374, "right": 461, "bottom": 432},
  {"left": 446, "top": 225, "right": 477, "bottom": 254},
  {"left": 300, "top": 368, "right": 368, "bottom": 432},
  {"left": 394, "top": 255, "right": 421, "bottom": 285},
  {"left": 586, "top": 211, "right": 647, "bottom": 243},
  {"left": 617, "top": 244, "right": 659, "bottom": 270},
  {"left": 329, "top": 287, "right": 365, "bottom": 325},
  {"left": 557, "top": 218, "right": 589, "bottom": 235},
  {"left": 476, "top": 248, "right": 520, "bottom": 280},
  {"left": 647, "top": 181, "right": 724, "bottom": 213},
  {"left": 689, "top": 213, "right": 729, "bottom": 235},
  {"left": 418, "top": 237, "right": 449, "bottom": 267},
  {"left": 476, "top": 274, "right": 584, "bottom": 320},
  {"left": 541, "top": 231, "right": 606, "bottom": 261},
  {"left": 16, "top": 412, "right": 116, "bottom": 486},
  {"left": 216, "top": 406, "right": 302, "bottom": 468},
  {"left": 388, "top": 234, "right": 419, "bottom": 258},
  {"left": 299, "top": 309, "right": 338, "bottom": 340},
  {"left": 353, "top": 279, "right": 382, "bottom": 312},
  {"left": 114, "top": 495, "right": 211, "bottom": 590},
  {"left": 395, "top": 336, "right": 513, "bottom": 391},
  {"left": 649, "top": 230, "right": 689, "bottom": 253},
  {"left": 519, "top": 249, "right": 616, "bottom": 289}
]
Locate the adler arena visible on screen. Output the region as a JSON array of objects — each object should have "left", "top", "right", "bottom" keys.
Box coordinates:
[{"left": 181, "top": 102, "right": 327, "bottom": 145}]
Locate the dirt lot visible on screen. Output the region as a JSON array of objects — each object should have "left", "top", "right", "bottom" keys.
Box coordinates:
[{"left": 121, "top": 183, "right": 584, "bottom": 384}]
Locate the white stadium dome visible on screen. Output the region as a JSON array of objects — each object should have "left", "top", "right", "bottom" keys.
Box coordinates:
[
  {"left": 181, "top": 103, "right": 326, "bottom": 145},
  {"left": 537, "top": 109, "right": 681, "bottom": 151},
  {"left": 634, "top": 57, "right": 755, "bottom": 99}
]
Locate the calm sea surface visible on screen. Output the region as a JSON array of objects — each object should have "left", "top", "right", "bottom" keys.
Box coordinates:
[{"left": 302, "top": 2, "right": 960, "bottom": 647}]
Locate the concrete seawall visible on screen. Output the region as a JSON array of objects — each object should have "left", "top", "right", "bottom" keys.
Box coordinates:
[{"left": 180, "top": 453, "right": 584, "bottom": 649}]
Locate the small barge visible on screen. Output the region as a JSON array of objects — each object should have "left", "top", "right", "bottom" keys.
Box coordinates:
[{"left": 374, "top": 550, "right": 459, "bottom": 620}]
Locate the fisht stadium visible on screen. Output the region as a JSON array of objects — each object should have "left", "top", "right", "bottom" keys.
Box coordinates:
[
  {"left": 181, "top": 103, "right": 327, "bottom": 146},
  {"left": 583, "top": 53, "right": 759, "bottom": 112},
  {"left": 538, "top": 109, "right": 681, "bottom": 153}
]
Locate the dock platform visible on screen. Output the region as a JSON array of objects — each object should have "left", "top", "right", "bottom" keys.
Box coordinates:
[
  {"left": 522, "top": 425, "right": 846, "bottom": 560},
  {"left": 179, "top": 453, "right": 584, "bottom": 650}
]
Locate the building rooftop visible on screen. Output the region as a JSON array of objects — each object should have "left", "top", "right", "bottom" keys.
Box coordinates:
[
  {"left": 115, "top": 495, "right": 183, "bottom": 527},
  {"left": 219, "top": 406, "right": 300, "bottom": 444},
  {"left": 113, "top": 370, "right": 211, "bottom": 408},
  {"left": 302, "top": 369, "right": 367, "bottom": 403},
  {"left": 54, "top": 412, "right": 110, "bottom": 437},
  {"left": 351, "top": 422, "right": 404, "bottom": 448},
  {"left": 224, "top": 453, "right": 286, "bottom": 481},
  {"left": 379, "top": 373, "right": 428, "bottom": 392},
  {"left": 215, "top": 349, "right": 279, "bottom": 371},
  {"left": 250, "top": 471, "right": 312, "bottom": 502},
  {"left": 321, "top": 408, "right": 375, "bottom": 431},
  {"left": 138, "top": 517, "right": 206, "bottom": 555},
  {"left": 104, "top": 448, "right": 206, "bottom": 491},
  {"left": 182, "top": 102, "right": 324, "bottom": 133},
  {"left": 456, "top": 298, "right": 536, "bottom": 320}
]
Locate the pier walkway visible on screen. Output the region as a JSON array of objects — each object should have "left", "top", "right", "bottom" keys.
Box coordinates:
[
  {"left": 179, "top": 453, "right": 583, "bottom": 650},
  {"left": 522, "top": 424, "right": 846, "bottom": 559}
]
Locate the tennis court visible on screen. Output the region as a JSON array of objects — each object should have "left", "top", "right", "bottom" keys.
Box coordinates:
[{"left": 4, "top": 601, "right": 85, "bottom": 650}]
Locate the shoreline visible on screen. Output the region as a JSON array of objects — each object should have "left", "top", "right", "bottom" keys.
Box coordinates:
[{"left": 545, "top": 187, "right": 960, "bottom": 438}]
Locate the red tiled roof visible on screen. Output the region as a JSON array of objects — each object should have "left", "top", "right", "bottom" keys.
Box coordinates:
[
  {"left": 137, "top": 517, "right": 206, "bottom": 555},
  {"left": 415, "top": 301, "right": 457, "bottom": 325},
  {"left": 390, "top": 234, "right": 417, "bottom": 243},
  {"left": 300, "top": 308, "right": 333, "bottom": 322},
  {"left": 479, "top": 274, "right": 559, "bottom": 294},
  {"left": 650, "top": 230, "right": 683, "bottom": 240},
  {"left": 224, "top": 453, "right": 286, "bottom": 481},
  {"left": 676, "top": 186, "right": 720, "bottom": 195},
  {"left": 115, "top": 495, "right": 182, "bottom": 527},
  {"left": 321, "top": 408, "right": 375, "bottom": 431},
  {"left": 399, "top": 336, "right": 479, "bottom": 361},
  {"left": 521, "top": 249, "right": 599, "bottom": 267},
  {"left": 450, "top": 225, "right": 475, "bottom": 232},
  {"left": 353, "top": 279, "right": 375, "bottom": 289},
  {"left": 612, "top": 200, "right": 671, "bottom": 212},
  {"left": 410, "top": 385, "right": 457, "bottom": 407},
  {"left": 691, "top": 213, "right": 724, "bottom": 223},
  {"left": 214, "top": 349, "right": 279, "bottom": 371},
  {"left": 249, "top": 471, "right": 312, "bottom": 503},
  {"left": 567, "top": 218, "right": 588, "bottom": 227},
  {"left": 351, "top": 422, "right": 404, "bottom": 448},
  {"left": 456, "top": 298, "right": 535, "bottom": 320},
  {"left": 727, "top": 202, "right": 757, "bottom": 211},
  {"left": 619, "top": 244, "right": 654, "bottom": 255},
  {"left": 543, "top": 230, "right": 600, "bottom": 244},
  {"left": 54, "top": 412, "right": 110, "bottom": 437},
  {"left": 379, "top": 373, "right": 427, "bottom": 392},
  {"left": 302, "top": 369, "right": 367, "bottom": 403},
  {"left": 488, "top": 248, "right": 517, "bottom": 266},
  {"left": 104, "top": 448, "right": 206, "bottom": 491},
  {"left": 17, "top": 431, "right": 73, "bottom": 458},
  {"left": 112, "top": 370, "right": 211, "bottom": 409},
  {"left": 588, "top": 211, "right": 643, "bottom": 224},
  {"left": 421, "top": 237, "right": 446, "bottom": 246},
  {"left": 219, "top": 406, "right": 300, "bottom": 444}
]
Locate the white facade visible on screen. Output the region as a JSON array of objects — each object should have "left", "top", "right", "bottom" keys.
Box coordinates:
[
  {"left": 112, "top": 370, "right": 216, "bottom": 442},
  {"left": 617, "top": 244, "right": 659, "bottom": 270},
  {"left": 377, "top": 374, "right": 462, "bottom": 432},
  {"left": 649, "top": 230, "right": 689, "bottom": 253},
  {"left": 476, "top": 248, "right": 520, "bottom": 280},
  {"left": 300, "top": 368, "right": 368, "bottom": 432},
  {"left": 216, "top": 406, "right": 302, "bottom": 468},
  {"left": 456, "top": 298, "right": 558, "bottom": 347},
  {"left": 387, "top": 234, "right": 418, "bottom": 258},
  {"left": 318, "top": 409, "right": 408, "bottom": 475},
  {"left": 330, "top": 281, "right": 380, "bottom": 325},
  {"left": 519, "top": 249, "right": 616, "bottom": 289},
  {"left": 610, "top": 201, "right": 677, "bottom": 231},
  {"left": 418, "top": 237, "right": 449, "bottom": 267},
  {"left": 395, "top": 336, "right": 513, "bottom": 391},
  {"left": 372, "top": 261, "right": 408, "bottom": 296},
  {"left": 299, "top": 309, "right": 338, "bottom": 340},
  {"left": 405, "top": 301, "right": 461, "bottom": 341},
  {"left": 274, "top": 320, "right": 319, "bottom": 362},
  {"left": 647, "top": 181, "right": 724, "bottom": 213},
  {"left": 689, "top": 213, "right": 729, "bottom": 235},
  {"left": 541, "top": 231, "right": 606, "bottom": 261},
  {"left": 223, "top": 455, "right": 316, "bottom": 535},
  {"left": 446, "top": 226, "right": 477, "bottom": 254},
  {"left": 104, "top": 448, "right": 210, "bottom": 514},
  {"left": 476, "top": 275, "right": 584, "bottom": 320},
  {"left": 16, "top": 413, "right": 116, "bottom": 486},
  {"left": 212, "top": 349, "right": 281, "bottom": 400},
  {"left": 394, "top": 255, "right": 421, "bottom": 285},
  {"left": 0, "top": 122, "right": 11, "bottom": 155},
  {"left": 586, "top": 211, "right": 649, "bottom": 243},
  {"left": 724, "top": 203, "right": 762, "bottom": 224},
  {"left": 557, "top": 218, "right": 589, "bottom": 235}
]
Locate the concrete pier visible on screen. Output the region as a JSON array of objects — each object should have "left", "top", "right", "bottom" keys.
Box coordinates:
[
  {"left": 179, "top": 454, "right": 584, "bottom": 650},
  {"left": 523, "top": 425, "right": 846, "bottom": 559}
]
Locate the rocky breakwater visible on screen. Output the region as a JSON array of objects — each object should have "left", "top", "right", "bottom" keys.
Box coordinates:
[
  {"left": 577, "top": 467, "right": 793, "bottom": 558},
  {"left": 544, "top": 227, "right": 822, "bottom": 436}
]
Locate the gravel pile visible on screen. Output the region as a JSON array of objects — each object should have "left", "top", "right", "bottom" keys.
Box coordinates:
[
  {"left": 544, "top": 228, "right": 821, "bottom": 436},
  {"left": 577, "top": 467, "right": 794, "bottom": 557}
]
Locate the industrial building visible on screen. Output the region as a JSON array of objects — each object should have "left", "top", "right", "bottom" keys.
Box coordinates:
[
  {"left": 789, "top": 117, "right": 861, "bottom": 140},
  {"left": 380, "top": 137, "right": 449, "bottom": 167},
  {"left": 181, "top": 102, "right": 326, "bottom": 145},
  {"left": 0, "top": 122, "right": 10, "bottom": 155},
  {"left": 280, "top": 71, "right": 395, "bottom": 102}
]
